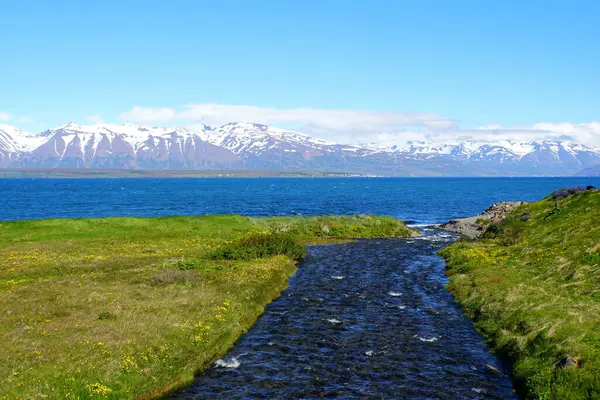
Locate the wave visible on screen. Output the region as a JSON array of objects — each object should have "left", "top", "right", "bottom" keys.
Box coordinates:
[
  {"left": 215, "top": 353, "right": 247, "bottom": 369},
  {"left": 406, "top": 223, "right": 440, "bottom": 228}
]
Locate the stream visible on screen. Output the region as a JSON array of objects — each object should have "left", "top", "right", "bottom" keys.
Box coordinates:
[{"left": 171, "top": 228, "right": 517, "bottom": 399}]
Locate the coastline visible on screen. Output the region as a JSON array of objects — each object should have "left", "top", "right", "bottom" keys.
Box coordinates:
[
  {"left": 438, "top": 201, "right": 527, "bottom": 239},
  {"left": 0, "top": 168, "right": 378, "bottom": 179}
]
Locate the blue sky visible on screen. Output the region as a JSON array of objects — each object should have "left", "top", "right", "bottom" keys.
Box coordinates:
[{"left": 2, "top": 0, "right": 599, "bottom": 144}]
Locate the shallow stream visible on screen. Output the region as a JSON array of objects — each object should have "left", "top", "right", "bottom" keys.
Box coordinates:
[{"left": 172, "top": 228, "right": 517, "bottom": 399}]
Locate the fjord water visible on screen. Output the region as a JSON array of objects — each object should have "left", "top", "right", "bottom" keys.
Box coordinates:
[
  {"left": 1, "top": 177, "right": 599, "bottom": 222},
  {"left": 173, "top": 230, "right": 517, "bottom": 399}
]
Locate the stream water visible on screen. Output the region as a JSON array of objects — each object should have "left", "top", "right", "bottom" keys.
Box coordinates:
[{"left": 172, "top": 228, "right": 517, "bottom": 399}]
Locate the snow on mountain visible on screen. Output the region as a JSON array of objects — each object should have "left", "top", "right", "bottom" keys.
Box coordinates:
[
  {"left": 40, "top": 122, "right": 216, "bottom": 149},
  {"left": 16, "top": 122, "right": 239, "bottom": 169},
  {"left": 1, "top": 121, "right": 600, "bottom": 175},
  {"left": 212, "top": 122, "right": 337, "bottom": 155},
  {"left": 0, "top": 124, "right": 49, "bottom": 167},
  {"left": 204, "top": 122, "right": 374, "bottom": 170},
  {"left": 0, "top": 124, "right": 46, "bottom": 152},
  {"left": 381, "top": 139, "right": 599, "bottom": 161}
]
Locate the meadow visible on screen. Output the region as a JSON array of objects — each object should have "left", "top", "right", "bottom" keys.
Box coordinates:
[
  {"left": 440, "top": 189, "right": 600, "bottom": 399},
  {"left": 0, "top": 214, "right": 413, "bottom": 399}
]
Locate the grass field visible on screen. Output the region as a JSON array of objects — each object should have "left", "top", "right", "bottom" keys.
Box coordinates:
[
  {"left": 0, "top": 214, "right": 413, "bottom": 399},
  {"left": 440, "top": 189, "right": 600, "bottom": 399}
]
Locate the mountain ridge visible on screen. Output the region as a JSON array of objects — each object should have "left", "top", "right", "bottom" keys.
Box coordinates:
[{"left": 1, "top": 122, "right": 599, "bottom": 176}]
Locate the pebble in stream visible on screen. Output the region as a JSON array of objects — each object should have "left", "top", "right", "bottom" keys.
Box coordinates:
[{"left": 172, "top": 228, "right": 517, "bottom": 399}]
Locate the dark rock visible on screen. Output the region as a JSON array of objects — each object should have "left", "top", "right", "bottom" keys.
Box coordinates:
[
  {"left": 568, "top": 186, "right": 586, "bottom": 194},
  {"left": 553, "top": 186, "right": 589, "bottom": 199},
  {"left": 552, "top": 189, "right": 570, "bottom": 199},
  {"left": 558, "top": 356, "right": 581, "bottom": 369},
  {"left": 439, "top": 201, "right": 527, "bottom": 239}
]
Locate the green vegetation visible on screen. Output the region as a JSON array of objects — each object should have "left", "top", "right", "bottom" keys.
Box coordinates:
[
  {"left": 210, "top": 232, "right": 307, "bottom": 262},
  {"left": 0, "top": 214, "right": 412, "bottom": 399},
  {"left": 475, "top": 217, "right": 491, "bottom": 226},
  {"left": 439, "top": 190, "right": 600, "bottom": 399}
]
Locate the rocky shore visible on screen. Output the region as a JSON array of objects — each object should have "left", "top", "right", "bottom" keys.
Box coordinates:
[{"left": 439, "top": 201, "right": 527, "bottom": 238}]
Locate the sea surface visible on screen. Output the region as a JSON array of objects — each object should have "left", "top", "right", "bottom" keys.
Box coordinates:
[{"left": 1, "top": 177, "right": 598, "bottom": 222}]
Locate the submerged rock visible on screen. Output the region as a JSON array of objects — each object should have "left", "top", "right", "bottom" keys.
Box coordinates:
[{"left": 485, "top": 364, "right": 504, "bottom": 377}]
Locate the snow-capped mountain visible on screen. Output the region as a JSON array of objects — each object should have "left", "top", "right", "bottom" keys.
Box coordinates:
[
  {"left": 0, "top": 124, "right": 48, "bottom": 166},
  {"left": 376, "top": 139, "right": 600, "bottom": 175},
  {"left": 1, "top": 122, "right": 599, "bottom": 176},
  {"left": 205, "top": 122, "right": 372, "bottom": 169},
  {"left": 7, "top": 122, "right": 240, "bottom": 169}
]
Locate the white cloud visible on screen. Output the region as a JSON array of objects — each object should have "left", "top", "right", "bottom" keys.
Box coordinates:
[
  {"left": 117, "top": 103, "right": 600, "bottom": 148},
  {"left": 15, "top": 116, "right": 36, "bottom": 124},
  {"left": 119, "top": 106, "right": 176, "bottom": 122},
  {"left": 0, "top": 114, "right": 39, "bottom": 125},
  {"left": 119, "top": 103, "right": 457, "bottom": 131},
  {"left": 366, "top": 123, "right": 600, "bottom": 148},
  {"left": 530, "top": 122, "right": 600, "bottom": 146},
  {"left": 85, "top": 114, "right": 103, "bottom": 123}
]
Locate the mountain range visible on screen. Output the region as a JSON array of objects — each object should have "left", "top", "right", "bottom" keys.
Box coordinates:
[{"left": 1, "top": 122, "right": 599, "bottom": 176}]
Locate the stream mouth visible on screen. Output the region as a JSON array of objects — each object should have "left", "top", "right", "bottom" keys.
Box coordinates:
[{"left": 172, "top": 228, "right": 517, "bottom": 399}]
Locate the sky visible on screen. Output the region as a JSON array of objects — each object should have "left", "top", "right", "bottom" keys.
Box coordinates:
[{"left": 2, "top": 0, "right": 600, "bottom": 146}]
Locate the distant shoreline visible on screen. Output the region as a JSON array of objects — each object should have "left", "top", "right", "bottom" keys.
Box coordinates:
[
  {"left": 0, "top": 168, "right": 377, "bottom": 179},
  {"left": 0, "top": 168, "right": 591, "bottom": 179}
]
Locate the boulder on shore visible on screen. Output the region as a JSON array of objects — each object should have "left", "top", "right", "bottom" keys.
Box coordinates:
[{"left": 439, "top": 201, "right": 527, "bottom": 239}]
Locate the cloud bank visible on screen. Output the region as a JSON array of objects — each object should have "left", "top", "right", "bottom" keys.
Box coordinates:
[
  {"left": 85, "top": 114, "right": 103, "bottom": 123},
  {"left": 0, "top": 112, "right": 39, "bottom": 126},
  {"left": 0, "top": 111, "right": 11, "bottom": 121},
  {"left": 118, "top": 104, "right": 600, "bottom": 147}
]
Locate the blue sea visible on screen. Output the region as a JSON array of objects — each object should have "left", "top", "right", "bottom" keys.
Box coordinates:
[{"left": 1, "top": 177, "right": 598, "bottom": 223}]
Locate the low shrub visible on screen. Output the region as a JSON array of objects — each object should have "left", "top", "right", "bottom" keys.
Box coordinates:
[
  {"left": 457, "top": 234, "right": 475, "bottom": 243},
  {"left": 584, "top": 252, "right": 600, "bottom": 266},
  {"left": 475, "top": 218, "right": 491, "bottom": 226},
  {"left": 482, "top": 221, "right": 504, "bottom": 238},
  {"left": 482, "top": 216, "right": 525, "bottom": 245},
  {"left": 211, "top": 232, "right": 306, "bottom": 262},
  {"left": 98, "top": 311, "right": 117, "bottom": 320},
  {"left": 500, "top": 222, "right": 524, "bottom": 246}
]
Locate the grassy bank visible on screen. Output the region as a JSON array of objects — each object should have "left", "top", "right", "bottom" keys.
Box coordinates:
[
  {"left": 0, "top": 214, "right": 412, "bottom": 399},
  {"left": 440, "top": 189, "right": 600, "bottom": 399}
]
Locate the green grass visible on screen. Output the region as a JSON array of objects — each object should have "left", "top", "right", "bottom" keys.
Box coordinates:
[
  {"left": 439, "top": 190, "right": 600, "bottom": 399},
  {"left": 0, "top": 214, "right": 412, "bottom": 399}
]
